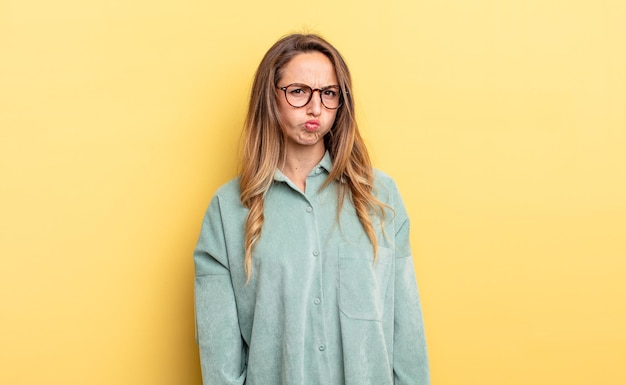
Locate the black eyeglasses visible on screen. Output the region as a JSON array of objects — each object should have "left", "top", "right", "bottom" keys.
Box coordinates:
[{"left": 278, "top": 83, "right": 343, "bottom": 109}]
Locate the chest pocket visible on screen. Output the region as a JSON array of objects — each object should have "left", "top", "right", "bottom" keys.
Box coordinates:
[{"left": 338, "top": 244, "right": 393, "bottom": 322}]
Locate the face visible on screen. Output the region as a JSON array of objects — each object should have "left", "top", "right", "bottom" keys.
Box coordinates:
[{"left": 276, "top": 51, "right": 339, "bottom": 155}]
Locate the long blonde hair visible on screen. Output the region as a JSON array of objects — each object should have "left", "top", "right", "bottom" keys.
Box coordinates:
[{"left": 240, "top": 33, "right": 387, "bottom": 281}]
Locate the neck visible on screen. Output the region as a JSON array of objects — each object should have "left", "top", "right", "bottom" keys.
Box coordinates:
[{"left": 279, "top": 145, "right": 326, "bottom": 192}]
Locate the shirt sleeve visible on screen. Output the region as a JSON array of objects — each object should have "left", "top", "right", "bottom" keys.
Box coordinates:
[
  {"left": 194, "top": 195, "right": 247, "bottom": 385},
  {"left": 392, "top": 194, "right": 430, "bottom": 384}
]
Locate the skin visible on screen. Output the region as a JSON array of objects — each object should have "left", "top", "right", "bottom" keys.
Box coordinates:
[{"left": 276, "top": 51, "right": 339, "bottom": 192}]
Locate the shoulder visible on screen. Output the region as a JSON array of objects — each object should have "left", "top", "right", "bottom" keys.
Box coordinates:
[
  {"left": 206, "top": 176, "right": 244, "bottom": 211},
  {"left": 213, "top": 176, "right": 241, "bottom": 200},
  {"left": 372, "top": 168, "right": 402, "bottom": 204},
  {"left": 373, "top": 168, "right": 396, "bottom": 188}
]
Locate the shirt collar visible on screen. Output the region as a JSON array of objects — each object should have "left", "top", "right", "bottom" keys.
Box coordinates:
[
  {"left": 318, "top": 150, "right": 333, "bottom": 173},
  {"left": 273, "top": 151, "right": 333, "bottom": 182}
]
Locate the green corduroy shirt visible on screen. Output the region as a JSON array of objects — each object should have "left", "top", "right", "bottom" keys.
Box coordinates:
[{"left": 194, "top": 152, "right": 429, "bottom": 385}]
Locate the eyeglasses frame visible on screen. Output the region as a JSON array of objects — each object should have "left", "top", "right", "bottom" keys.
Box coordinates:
[{"left": 277, "top": 83, "right": 343, "bottom": 110}]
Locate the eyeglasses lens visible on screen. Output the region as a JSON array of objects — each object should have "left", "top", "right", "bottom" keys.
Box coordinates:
[{"left": 285, "top": 84, "right": 341, "bottom": 109}]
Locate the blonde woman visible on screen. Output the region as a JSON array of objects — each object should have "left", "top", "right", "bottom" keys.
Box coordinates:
[{"left": 194, "top": 33, "right": 429, "bottom": 385}]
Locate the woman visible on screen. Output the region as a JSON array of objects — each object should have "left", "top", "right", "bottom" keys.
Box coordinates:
[{"left": 194, "top": 33, "right": 429, "bottom": 385}]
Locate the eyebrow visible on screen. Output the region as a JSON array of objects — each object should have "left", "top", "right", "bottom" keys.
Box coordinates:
[{"left": 280, "top": 83, "right": 340, "bottom": 88}]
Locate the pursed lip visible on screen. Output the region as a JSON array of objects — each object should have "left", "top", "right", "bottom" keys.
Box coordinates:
[{"left": 304, "top": 120, "right": 320, "bottom": 131}]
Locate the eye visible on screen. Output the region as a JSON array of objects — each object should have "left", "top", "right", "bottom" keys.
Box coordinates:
[
  {"left": 322, "top": 87, "right": 339, "bottom": 98},
  {"left": 287, "top": 85, "right": 311, "bottom": 96}
]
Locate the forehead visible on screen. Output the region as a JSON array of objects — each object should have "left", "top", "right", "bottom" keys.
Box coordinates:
[{"left": 280, "top": 51, "right": 338, "bottom": 85}]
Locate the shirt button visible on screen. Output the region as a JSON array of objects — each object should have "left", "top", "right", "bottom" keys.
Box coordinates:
[
  {"left": 314, "top": 298, "right": 321, "bottom": 305},
  {"left": 315, "top": 168, "right": 321, "bottom": 174},
  {"left": 306, "top": 206, "right": 313, "bottom": 213},
  {"left": 312, "top": 250, "right": 319, "bottom": 257},
  {"left": 318, "top": 344, "right": 326, "bottom": 351}
]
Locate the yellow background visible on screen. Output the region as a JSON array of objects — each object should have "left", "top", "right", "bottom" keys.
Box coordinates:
[{"left": 1, "top": 0, "right": 625, "bottom": 384}]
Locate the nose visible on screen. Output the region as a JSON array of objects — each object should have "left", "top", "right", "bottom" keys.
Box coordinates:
[{"left": 306, "top": 89, "right": 323, "bottom": 116}]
